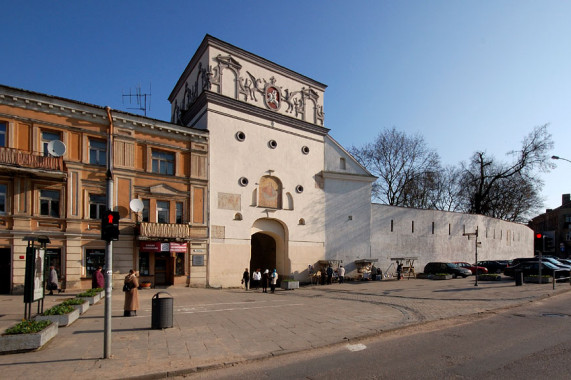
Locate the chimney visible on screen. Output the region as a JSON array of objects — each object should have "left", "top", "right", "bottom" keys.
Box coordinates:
[{"left": 563, "top": 194, "right": 570, "bottom": 205}]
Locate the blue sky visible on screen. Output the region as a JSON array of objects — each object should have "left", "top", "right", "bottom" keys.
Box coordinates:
[{"left": 1, "top": 0, "right": 569, "bottom": 213}]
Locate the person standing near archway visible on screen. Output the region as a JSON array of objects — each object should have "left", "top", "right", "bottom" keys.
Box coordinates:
[
  {"left": 262, "top": 269, "right": 270, "bottom": 293},
  {"left": 242, "top": 268, "right": 250, "bottom": 291},
  {"left": 270, "top": 269, "right": 278, "bottom": 293}
]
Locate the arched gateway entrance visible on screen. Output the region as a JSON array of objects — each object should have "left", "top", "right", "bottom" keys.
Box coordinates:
[
  {"left": 250, "top": 233, "right": 276, "bottom": 272},
  {"left": 250, "top": 219, "right": 288, "bottom": 275}
]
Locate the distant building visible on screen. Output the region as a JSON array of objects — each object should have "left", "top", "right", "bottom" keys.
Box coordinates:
[{"left": 528, "top": 194, "right": 571, "bottom": 258}]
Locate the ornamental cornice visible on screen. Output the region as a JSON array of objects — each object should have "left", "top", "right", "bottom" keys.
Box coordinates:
[{"left": 181, "top": 91, "right": 330, "bottom": 137}]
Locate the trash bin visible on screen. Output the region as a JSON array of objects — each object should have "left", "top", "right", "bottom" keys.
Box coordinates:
[
  {"left": 515, "top": 270, "right": 523, "bottom": 286},
  {"left": 151, "top": 291, "right": 173, "bottom": 329}
]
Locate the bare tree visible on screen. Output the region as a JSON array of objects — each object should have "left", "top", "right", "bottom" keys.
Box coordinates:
[
  {"left": 458, "top": 124, "right": 553, "bottom": 222},
  {"left": 350, "top": 127, "right": 442, "bottom": 207}
]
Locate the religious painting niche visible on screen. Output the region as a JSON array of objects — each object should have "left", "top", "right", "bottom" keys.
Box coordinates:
[{"left": 258, "top": 176, "right": 282, "bottom": 209}]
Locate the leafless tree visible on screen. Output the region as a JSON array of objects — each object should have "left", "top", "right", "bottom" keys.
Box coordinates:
[
  {"left": 458, "top": 124, "right": 553, "bottom": 222},
  {"left": 350, "top": 127, "right": 442, "bottom": 207}
]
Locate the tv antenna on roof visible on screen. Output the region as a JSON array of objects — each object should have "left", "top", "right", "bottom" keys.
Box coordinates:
[{"left": 122, "top": 83, "right": 152, "bottom": 116}]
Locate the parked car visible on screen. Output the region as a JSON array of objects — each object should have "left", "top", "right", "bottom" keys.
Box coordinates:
[
  {"left": 423, "top": 262, "right": 472, "bottom": 278},
  {"left": 504, "top": 261, "right": 570, "bottom": 278},
  {"left": 453, "top": 262, "right": 489, "bottom": 275},
  {"left": 558, "top": 259, "right": 571, "bottom": 266},
  {"left": 477, "top": 260, "right": 509, "bottom": 274},
  {"left": 511, "top": 257, "right": 571, "bottom": 271}
]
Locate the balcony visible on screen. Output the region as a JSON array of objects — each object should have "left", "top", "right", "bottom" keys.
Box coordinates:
[
  {"left": 0, "top": 147, "right": 64, "bottom": 175},
  {"left": 138, "top": 222, "right": 207, "bottom": 239}
]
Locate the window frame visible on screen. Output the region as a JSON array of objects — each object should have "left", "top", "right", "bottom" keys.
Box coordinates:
[
  {"left": 0, "top": 121, "right": 6, "bottom": 147},
  {"left": 89, "top": 194, "right": 107, "bottom": 220},
  {"left": 84, "top": 248, "right": 106, "bottom": 278},
  {"left": 39, "top": 189, "right": 60, "bottom": 218},
  {"left": 142, "top": 199, "right": 150, "bottom": 222},
  {"left": 176, "top": 202, "right": 184, "bottom": 224},
  {"left": 151, "top": 149, "right": 175, "bottom": 175},
  {"left": 41, "top": 130, "right": 61, "bottom": 156},
  {"left": 89, "top": 138, "right": 107, "bottom": 166},
  {"left": 156, "top": 200, "right": 170, "bottom": 224}
]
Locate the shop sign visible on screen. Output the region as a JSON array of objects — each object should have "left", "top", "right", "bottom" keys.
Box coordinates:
[
  {"left": 139, "top": 242, "right": 161, "bottom": 252},
  {"left": 170, "top": 242, "right": 187, "bottom": 252}
]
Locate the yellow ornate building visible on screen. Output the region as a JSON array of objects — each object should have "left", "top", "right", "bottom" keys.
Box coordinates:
[{"left": 0, "top": 85, "right": 208, "bottom": 293}]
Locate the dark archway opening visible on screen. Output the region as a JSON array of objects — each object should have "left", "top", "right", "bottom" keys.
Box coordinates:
[{"left": 250, "top": 232, "right": 276, "bottom": 272}]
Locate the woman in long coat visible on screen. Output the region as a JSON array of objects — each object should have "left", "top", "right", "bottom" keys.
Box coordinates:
[{"left": 123, "top": 269, "right": 139, "bottom": 317}]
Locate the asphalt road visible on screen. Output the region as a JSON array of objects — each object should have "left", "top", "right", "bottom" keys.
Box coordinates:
[{"left": 183, "top": 290, "right": 571, "bottom": 379}]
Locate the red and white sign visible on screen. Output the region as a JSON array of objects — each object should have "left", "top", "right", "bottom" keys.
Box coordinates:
[
  {"left": 170, "top": 242, "right": 187, "bottom": 253},
  {"left": 139, "top": 241, "right": 187, "bottom": 252}
]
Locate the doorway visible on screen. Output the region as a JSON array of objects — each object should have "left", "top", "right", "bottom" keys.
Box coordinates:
[
  {"left": 251, "top": 232, "right": 276, "bottom": 272},
  {"left": 154, "top": 252, "right": 173, "bottom": 286},
  {"left": 0, "top": 248, "right": 10, "bottom": 294}
]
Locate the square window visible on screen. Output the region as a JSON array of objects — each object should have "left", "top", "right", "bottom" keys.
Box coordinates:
[
  {"left": 89, "top": 194, "right": 107, "bottom": 219},
  {"left": 42, "top": 131, "right": 61, "bottom": 156},
  {"left": 89, "top": 138, "right": 107, "bottom": 166},
  {"left": 152, "top": 150, "right": 175, "bottom": 175},
  {"left": 40, "top": 189, "right": 60, "bottom": 217},
  {"left": 157, "top": 200, "right": 169, "bottom": 224}
]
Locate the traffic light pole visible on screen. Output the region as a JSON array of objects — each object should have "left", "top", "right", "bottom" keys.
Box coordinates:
[{"left": 104, "top": 107, "right": 114, "bottom": 359}]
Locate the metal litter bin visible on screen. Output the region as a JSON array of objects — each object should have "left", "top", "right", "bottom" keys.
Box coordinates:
[
  {"left": 151, "top": 291, "right": 173, "bottom": 329},
  {"left": 515, "top": 270, "right": 523, "bottom": 286}
]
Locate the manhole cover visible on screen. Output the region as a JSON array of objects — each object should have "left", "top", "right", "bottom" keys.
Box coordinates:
[{"left": 542, "top": 313, "right": 568, "bottom": 318}]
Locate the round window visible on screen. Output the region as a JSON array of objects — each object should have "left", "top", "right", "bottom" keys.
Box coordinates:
[
  {"left": 296, "top": 185, "right": 304, "bottom": 193},
  {"left": 235, "top": 131, "right": 246, "bottom": 142},
  {"left": 239, "top": 177, "right": 249, "bottom": 186},
  {"left": 268, "top": 140, "right": 278, "bottom": 149},
  {"left": 302, "top": 146, "right": 310, "bottom": 155}
]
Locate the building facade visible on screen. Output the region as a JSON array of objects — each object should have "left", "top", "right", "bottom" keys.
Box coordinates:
[
  {"left": 0, "top": 85, "right": 208, "bottom": 294},
  {"left": 0, "top": 35, "right": 535, "bottom": 293},
  {"left": 168, "top": 35, "right": 376, "bottom": 287},
  {"left": 529, "top": 194, "right": 571, "bottom": 258}
]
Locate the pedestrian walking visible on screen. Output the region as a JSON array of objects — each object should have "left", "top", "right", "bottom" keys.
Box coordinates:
[
  {"left": 47, "top": 265, "right": 60, "bottom": 295},
  {"left": 270, "top": 269, "right": 278, "bottom": 293},
  {"left": 262, "top": 269, "right": 269, "bottom": 293},
  {"left": 92, "top": 266, "right": 105, "bottom": 289},
  {"left": 242, "top": 268, "right": 250, "bottom": 290},
  {"left": 123, "top": 269, "right": 139, "bottom": 317},
  {"left": 338, "top": 265, "right": 345, "bottom": 284},
  {"left": 397, "top": 261, "right": 403, "bottom": 280}
]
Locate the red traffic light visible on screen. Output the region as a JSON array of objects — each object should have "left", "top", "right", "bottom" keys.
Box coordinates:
[{"left": 535, "top": 233, "right": 543, "bottom": 239}]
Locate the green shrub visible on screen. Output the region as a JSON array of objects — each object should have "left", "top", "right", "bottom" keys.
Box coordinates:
[
  {"left": 78, "top": 288, "right": 100, "bottom": 297},
  {"left": 5, "top": 320, "right": 51, "bottom": 335},
  {"left": 61, "top": 298, "right": 87, "bottom": 306},
  {"left": 43, "top": 304, "right": 75, "bottom": 316}
]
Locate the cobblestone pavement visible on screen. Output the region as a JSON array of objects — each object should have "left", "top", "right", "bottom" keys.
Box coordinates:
[{"left": 1, "top": 277, "right": 569, "bottom": 379}]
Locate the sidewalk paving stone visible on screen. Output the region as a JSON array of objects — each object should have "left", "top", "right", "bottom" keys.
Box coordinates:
[{"left": 1, "top": 277, "right": 570, "bottom": 379}]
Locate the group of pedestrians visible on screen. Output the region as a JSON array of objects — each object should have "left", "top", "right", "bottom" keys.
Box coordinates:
[{"left": 242, "top": 268, "right": 278, "bottom": 293}]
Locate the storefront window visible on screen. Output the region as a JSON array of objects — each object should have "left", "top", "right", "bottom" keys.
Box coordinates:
[
  {"left": 85, "top": 249, "right": 105, "bottom": 278},
  {"left": 176, "top": 252, "right": 185, "bottom": 275},
  {"left": 139, "top": 252, "right": 149, "bottom": 275}
]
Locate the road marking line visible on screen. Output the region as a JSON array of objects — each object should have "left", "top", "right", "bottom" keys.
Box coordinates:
[
  {"left": 346, "top": 343, "right": 367, "bottom": 352},
  {"left": 176, "top": 303, "right": 306, "bottom": 314}
]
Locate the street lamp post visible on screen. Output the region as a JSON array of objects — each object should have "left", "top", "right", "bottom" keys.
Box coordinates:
[{"left": 551, "top": 155, "right": 571, "bottom": 164}]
